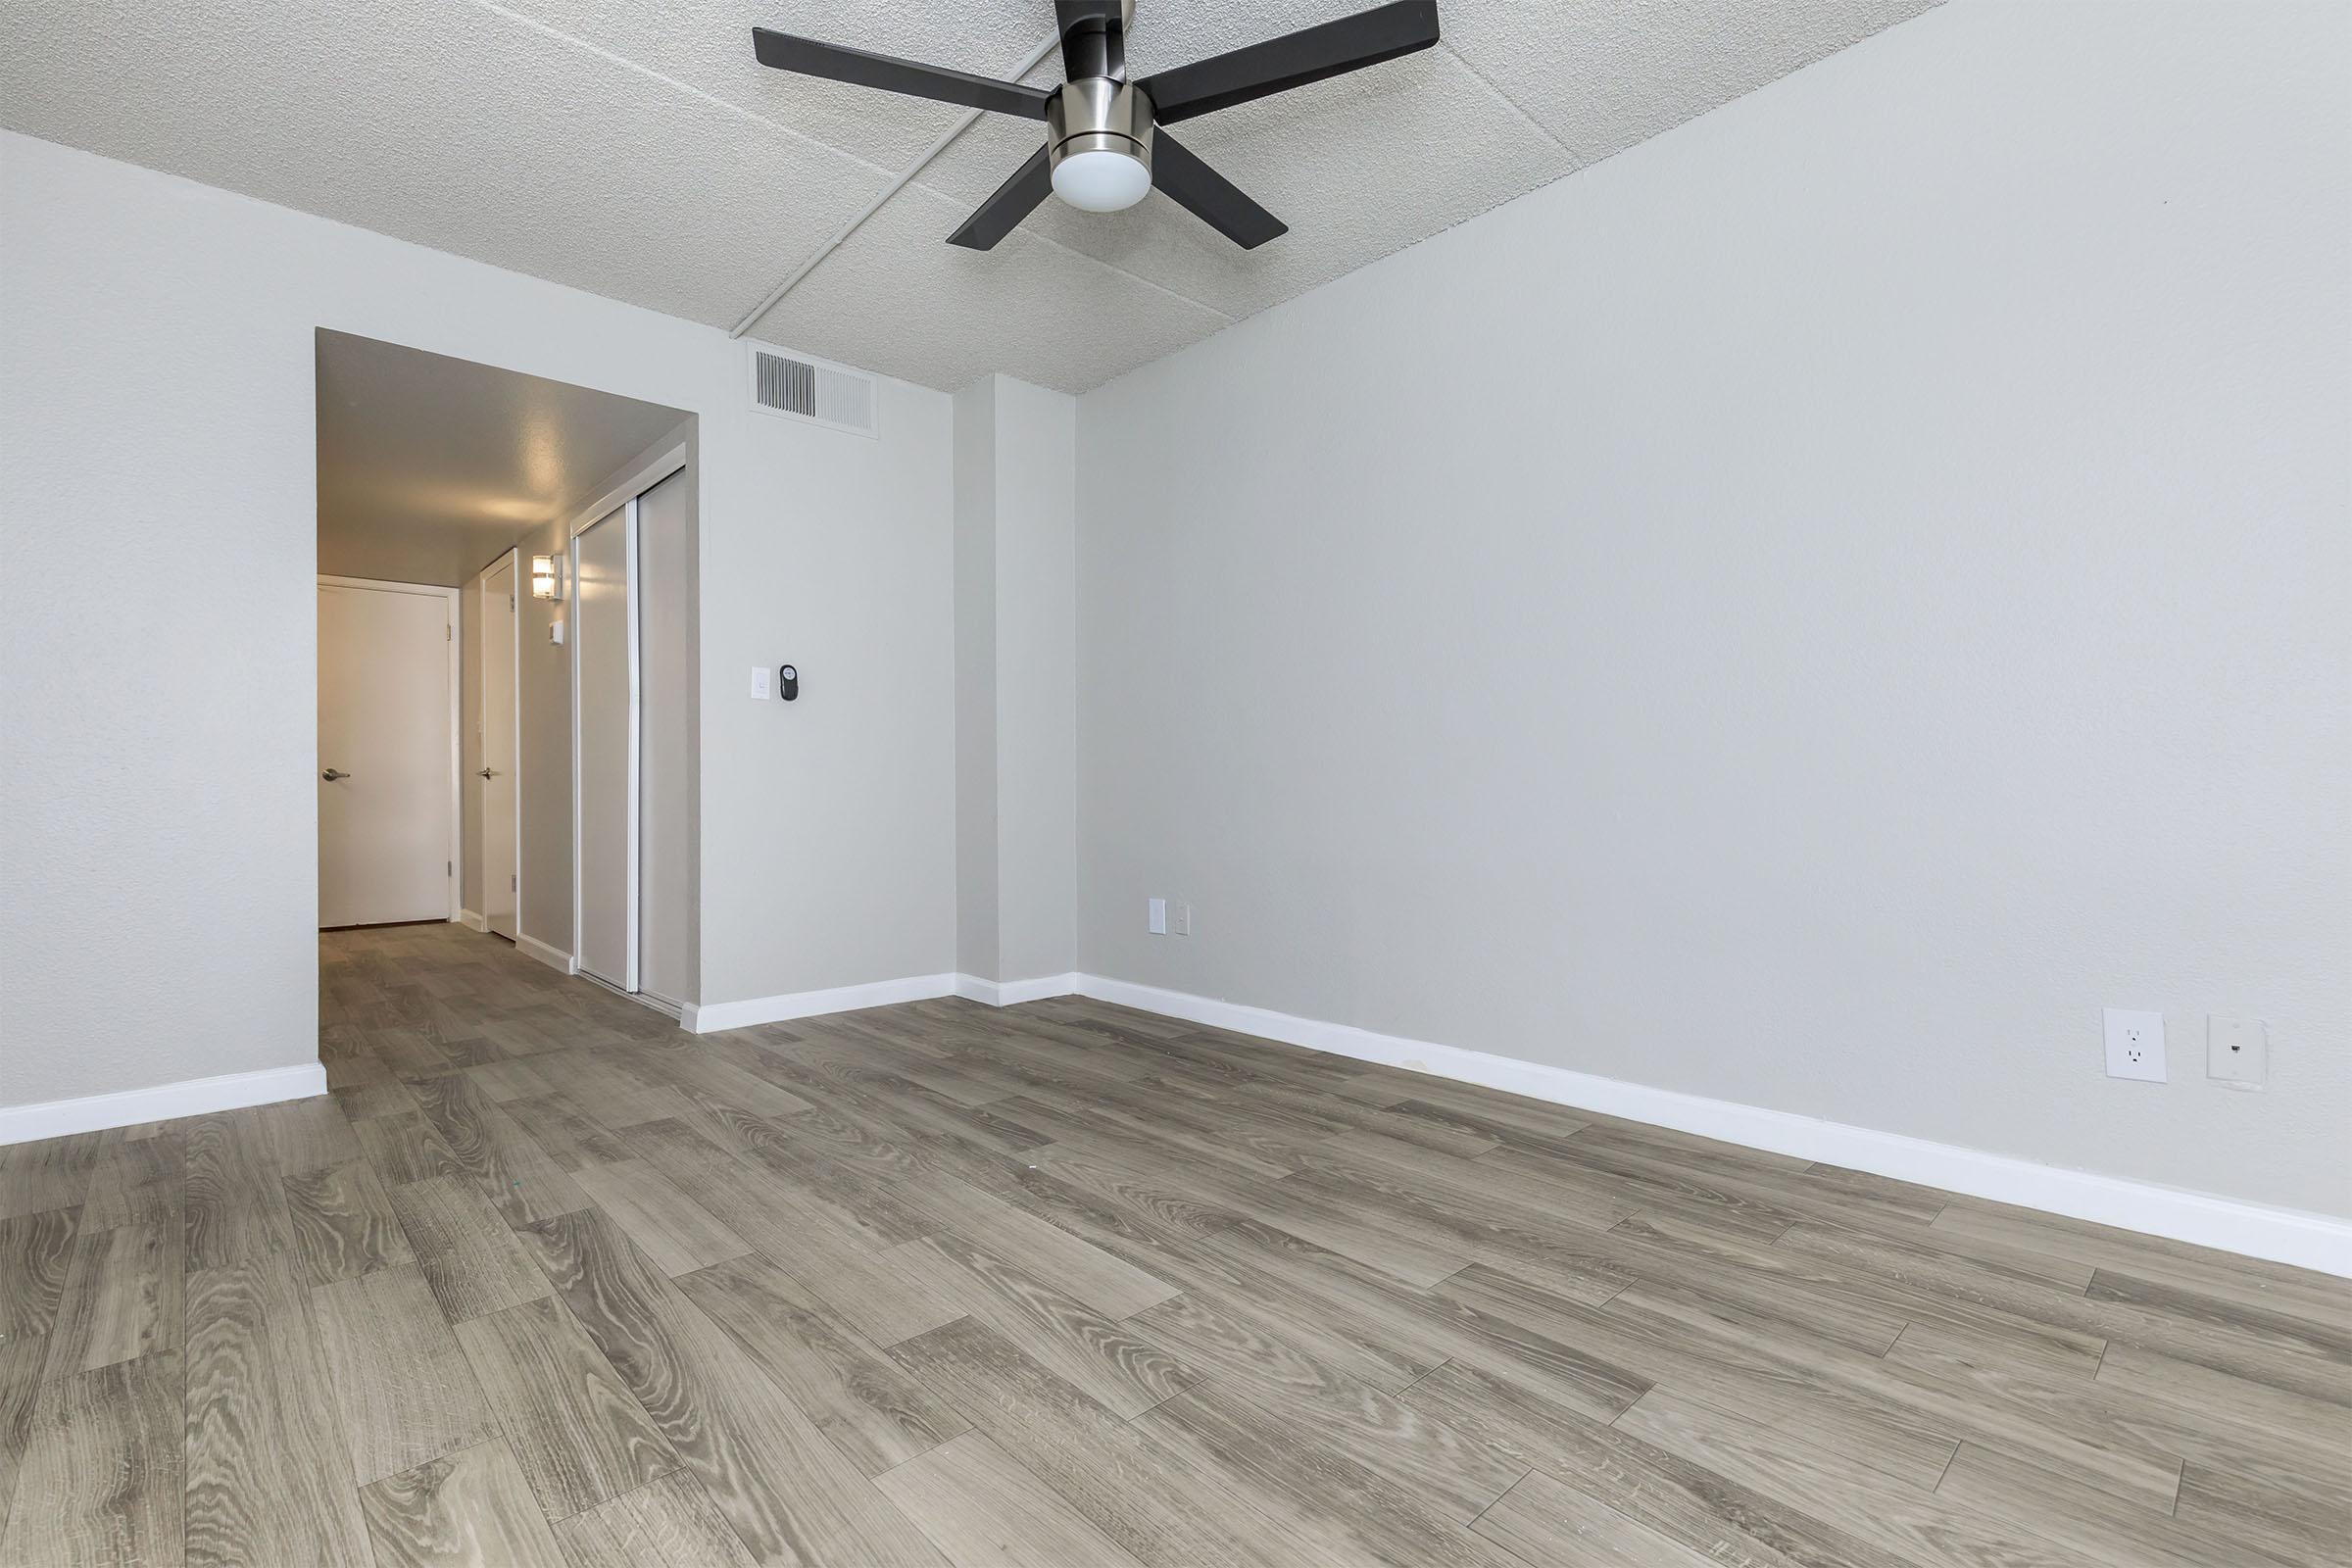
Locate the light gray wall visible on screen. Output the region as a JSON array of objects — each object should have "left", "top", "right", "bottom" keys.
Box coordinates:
[
  {"left": 2, "top": 129, "right": 956, "bottom": 1110},
  {"left": 990, "top": 377, "right": 1079, "bottom": 984},
  {"left": 953, "top": 375, "right": 1079, "bottom": 985},
  {"left": 696, "top": 381, "right": 956, "bottom": 1004},
  {"left": 1073, "top": 0, "right": 2351, "bottom": 1214},
  {"left": 954, "top": 380, "right": 1001, "bottom": 979}
]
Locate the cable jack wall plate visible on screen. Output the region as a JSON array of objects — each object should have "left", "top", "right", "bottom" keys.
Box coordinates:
[{"left": 2207, "top": 1014, "right": 2268, "bottom": 1090}]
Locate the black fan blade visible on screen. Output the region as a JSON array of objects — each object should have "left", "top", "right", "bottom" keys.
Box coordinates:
[
  {"left": 1152, "top": 131, "right": 1287, "bottom": 249},
  {"left": 1054, "top": 1, "right": 1126, "bottom": 81},
  {"left": 948, "top": 146, "right": 1054, "bottom": 250},
  {"left": 752, "top": 28, "right": 1052, "bottom": 119},
  {"left": 1138, "top": 0, "right": 1439, "bottom": 124}
]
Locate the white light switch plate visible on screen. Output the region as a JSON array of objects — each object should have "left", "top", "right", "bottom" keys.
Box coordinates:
[
  {"left": 549, "top": 618, "right": 564, "bottom": 645},
  {"left": 2103, "top": 1007, "right": 2166, "bottom": 1083},
  {"left": 2207, "top": 1014, "right": 2268, "bottom": 1090},
  {"left": 750, "top": 665, "right": 771, "bottom": 700},
  {"left": 1147, "top": 898, "right": 1167, "bottom": 935},
  {"left": 1172, "top": 901, "right": 1191, "bottom": 937}
]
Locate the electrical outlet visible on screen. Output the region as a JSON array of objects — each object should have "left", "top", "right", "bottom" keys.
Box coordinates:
[
  {"left": 2103, "top": 1007, "right": 2167, "bottom": 1083},
  {"left": 2207, "top": 1014, "right": 2268, "bottom": 1090},
  {"left": 1147, "top": 898, "right": 1167, "bottom": 935},
  {"left": 1173, "top": 901, "right": 1192, "bottom": 937}
]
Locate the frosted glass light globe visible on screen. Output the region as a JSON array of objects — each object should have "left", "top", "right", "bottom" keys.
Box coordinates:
[{"left": 1053, "top": 148, "right": 1151, "bottom": 212}]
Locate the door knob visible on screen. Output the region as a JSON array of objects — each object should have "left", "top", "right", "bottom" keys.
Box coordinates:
[
  {"left": 321, "top": 768, "right": 350, "bottom": 781},
  {"left": 477, "top": 767, "right": 496, "bottom": 779}
]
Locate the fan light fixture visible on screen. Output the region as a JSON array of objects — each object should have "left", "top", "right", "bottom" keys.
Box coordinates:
[
  {"left": 530, "top": 554, "right": 562, "bottom": 601},
  {"left": 751, "top": 1, "right": 1441, "bottom": 252},
  {"left": 1052, "top": 148, "right": 1151, "bottom": 211}
]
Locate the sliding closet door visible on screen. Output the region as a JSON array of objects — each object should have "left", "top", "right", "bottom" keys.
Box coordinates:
[
  {"left": 573, "top": 505, "right": 636, "bottom": 989},
  {"left": 637, "top": 470, "right": 693, "bottom": 1006}
]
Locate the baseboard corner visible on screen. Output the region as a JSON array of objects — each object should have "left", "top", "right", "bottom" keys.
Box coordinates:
[
  {"left": 953, "top": 972, "right": 1082, "bottom": 1007},
  {"left": 514, "top": 932, "right": 576, "bottom": 975},
  {"left": 456, "top": 908, "right": 488, "bottom": 932},
  {"left": 684, "top": 972, "right": 960, "bottom": 1034}
]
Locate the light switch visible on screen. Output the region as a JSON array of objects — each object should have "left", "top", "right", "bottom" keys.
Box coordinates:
[
  {"left": 549, "top": 618, "right": 564, "bottom": 645},
  {"left": 750, "top": 665, "right": 771, "bottom": 700},
  {"left": 1148, "top": 898, "right": 1167, "bottom": 935}
]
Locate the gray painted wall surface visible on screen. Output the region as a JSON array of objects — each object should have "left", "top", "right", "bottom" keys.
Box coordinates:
[
  {"left": 1072, "top": 1, "right": 2351, "bottom": 1214},
  {"left": 2, "top": 131, "right": 956, "bottom": 1109},
  {"left": 954, "top": 380, "right": 1001, "bottom": 980},
  {"left": 954, "top": 375, "right": 1078, "bottom": 985}
]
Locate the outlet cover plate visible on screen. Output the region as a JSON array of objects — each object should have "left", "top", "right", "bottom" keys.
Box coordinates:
[
  {"left": 2103, "top": 1007, "right": 2167, "bottom": 1083},
  {"left": 2207, "top": 1014, "right": 2268, "bottom": 1089}
]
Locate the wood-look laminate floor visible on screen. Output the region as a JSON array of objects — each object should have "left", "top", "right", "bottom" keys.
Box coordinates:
[{"left": 2, "top": 924, "right": 2346, "bottom": 1566}]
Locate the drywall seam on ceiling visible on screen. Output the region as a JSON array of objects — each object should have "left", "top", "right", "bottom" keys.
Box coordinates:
[
  {"left": 1438, "top": 41, "right": 1570, "bottom": 154},
  {"left": 3, "top": 0, "right": 1947, "bottom": 388},
  {"left": 461, "top": 0, "right": 1204, "bottom": 340},
  {"left": 466, "top": 0, "right": 899, "bottom": 181},
  {"left": 469, "top": 0, "right": 1348, "bottom": 344},
  {"left": 731, "top": 30, "right": 1065, "bottom": 337},
  {"left": 731, "top": 39, "right": 1242, "bottom": 335}
]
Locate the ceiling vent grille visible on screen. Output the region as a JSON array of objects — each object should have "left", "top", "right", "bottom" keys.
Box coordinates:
[{"left": 748, "top": 343, "right": 877, "bottom": 438}]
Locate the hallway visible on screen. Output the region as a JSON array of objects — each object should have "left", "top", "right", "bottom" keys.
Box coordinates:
[{"left": 0, "top": 924, "right": 2343, "bottom": 1566}]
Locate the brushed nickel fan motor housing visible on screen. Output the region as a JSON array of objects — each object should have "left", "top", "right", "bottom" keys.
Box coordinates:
[{"left": 1047, "top": 77, "right": 1153, "bottom": 177}]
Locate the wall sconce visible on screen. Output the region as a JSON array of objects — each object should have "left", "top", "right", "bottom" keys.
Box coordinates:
[{"left": 530, "top": 554, "right": 563, "bottom": 601}]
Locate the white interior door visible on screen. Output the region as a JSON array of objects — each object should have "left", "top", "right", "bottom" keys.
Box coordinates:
[
  {"left": 319, "top": 579, "right": 455, "bottom": 927},
  {"left": 637, "top": 470, "right": 693, "bottom": 1005},
  {"left": 573, "top": 506, "right": 637, "bottom": 989},
  {"left": 478, "top": 553, "right": 519, "bottom": 940}
]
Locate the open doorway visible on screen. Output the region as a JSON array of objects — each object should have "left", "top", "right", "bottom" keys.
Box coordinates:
[{"left": 315, "top": 328, "right": 699, "bottom": 1018}]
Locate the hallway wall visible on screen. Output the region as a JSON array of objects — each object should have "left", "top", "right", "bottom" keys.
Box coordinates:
[
  {"left": 953, "top": 374, "right": 1079, "bottom": 988},
  {"left": 1, "top": 129, "right": 955, "bottom": 1115}
]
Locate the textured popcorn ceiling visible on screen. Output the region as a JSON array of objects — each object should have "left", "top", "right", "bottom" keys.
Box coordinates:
[{"left": 2, "top": 0, "right": 1937, "bottom": 392}]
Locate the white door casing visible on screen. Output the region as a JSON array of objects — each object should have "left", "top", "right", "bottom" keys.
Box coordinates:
[
  {"left": 572, "top": 505, "right": 637, "bottom": 990},
  {"left": 637, "top": 469, "right": 693, "bottom": 1006},
  {"left": 318, "top": 577, "right": 458, "bottom": 928},
  {"left": 478, "top": 551, "right": 520, "bottom": 940}
]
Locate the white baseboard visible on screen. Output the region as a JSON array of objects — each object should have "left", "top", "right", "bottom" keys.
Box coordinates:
[
  {"left": 0, "top": 1062, "right": 330, "bottom": 1147},
  {"left": 515, "top": 932, "right": 576, "bottom": 975},
  {"left": 954, "top": 972, "right": 1082, "bottom": 1007},
  {"left": 683, "top": 970, "right": 1087, "bottom": 1033},
  {"left": 1073, "top": 974, "right": 2352, "bottom": 1279},
  {"left": 685, "top": 973, "right": 962, "bottom": 1033},
  {"left": 456, "top": 908, "right": 488, "bottom": 933}
]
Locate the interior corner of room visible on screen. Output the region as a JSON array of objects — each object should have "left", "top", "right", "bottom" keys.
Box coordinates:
[
  {"left": 3, "top": 2, "right": 2349, "bottom": 1562},
  {"left": 1, "top": 0, "right": 2345, "bottom": 1291}
]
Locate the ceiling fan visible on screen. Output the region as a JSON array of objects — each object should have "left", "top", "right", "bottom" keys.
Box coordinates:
[{"left": 752, "top": 1, "right": 1441, "bottom": 251}]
